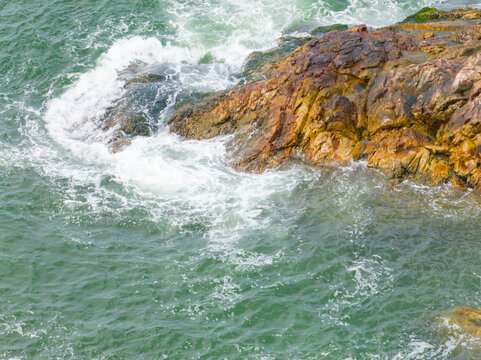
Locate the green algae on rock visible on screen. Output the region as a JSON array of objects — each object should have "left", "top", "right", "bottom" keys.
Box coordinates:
[
  {"left": 402, "top": 7, "right": 481, "bottom": 23},
  {"left": 309, "top": 23, "right": 348, "bottom": 37},
  {"left": 402, "top": 7, "right": 438, "bottom": 23}
]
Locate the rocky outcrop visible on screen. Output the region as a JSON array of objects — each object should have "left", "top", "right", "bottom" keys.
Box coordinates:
[{"left": 168, "top": 8, "right": 481, "bottom": 192}]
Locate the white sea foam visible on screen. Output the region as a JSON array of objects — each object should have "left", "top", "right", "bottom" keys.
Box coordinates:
[
  {"left": 211, "top": 275, "right": 242, "bottom": 308},
  {"left": 392, "top": 339, "right": 436, "bottom": 360}
]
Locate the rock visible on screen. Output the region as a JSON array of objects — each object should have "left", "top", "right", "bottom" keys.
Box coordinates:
[
  {"left": 91, "top": 7, "right": 481, "bottom": 193},
  {"left": 443, "top": 307, "right": 481, "bottom": 338},
  {"left": 435, "top": 307, "right": 481, "bottom": 357},
  {"left": 417, "top": 31, "right": 434, "bottom": 40},
  {"left": 167, "top": 8, "right": 481, "bottom": 193}
]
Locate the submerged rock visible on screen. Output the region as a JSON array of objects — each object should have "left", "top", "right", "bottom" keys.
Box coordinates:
[
  {"left": 435, "top": 307, "right": 481, "bottom": 357},
  {"left": 444, "top": 307, "right": 481, "bottom": 337},
  {"left": 98, "top": 63, "right": 211, "bottom": 151},
  {"left": 168, "top": 8, "right": 481, "bottom": 193}
]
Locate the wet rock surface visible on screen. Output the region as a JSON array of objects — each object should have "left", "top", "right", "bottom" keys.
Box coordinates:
[{"left": 168, "top": 8, "right": 481, "bottom": 193}]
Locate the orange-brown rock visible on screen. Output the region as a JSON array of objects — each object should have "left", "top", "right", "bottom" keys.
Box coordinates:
[{"left": 168, "top": 9, "right": 481, "bottom": 192}]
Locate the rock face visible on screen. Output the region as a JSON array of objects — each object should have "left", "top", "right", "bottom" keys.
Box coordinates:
[{"left": 168, "top": 8, "right": 481, "bottom": 192}]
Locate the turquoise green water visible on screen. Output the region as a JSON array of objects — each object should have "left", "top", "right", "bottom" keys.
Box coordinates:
[{"left": 1, "top": 0, "right": 481, "bottom": 359}]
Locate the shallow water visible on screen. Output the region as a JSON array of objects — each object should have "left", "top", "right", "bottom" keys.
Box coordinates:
[{"left": 1, "top": 0, "right": 481, "bottom": 359}]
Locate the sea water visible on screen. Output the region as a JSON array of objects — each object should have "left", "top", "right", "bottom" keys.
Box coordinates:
[{"left": 1, "top": 0, "right": 481, "bottom": 358}]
